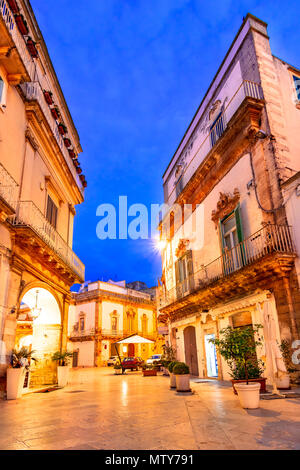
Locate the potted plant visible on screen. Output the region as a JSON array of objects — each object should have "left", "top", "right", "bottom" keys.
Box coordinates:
[
  {"left": 168, "top": 361, "right": 179, "bottom": 388},
  {"left": 210, "top": 325, "right": 264, "bottom": 409},
  {"left": 76, "top": 166, "right": 82, "bottom": 175},
  {"left": 277, "top": 339, "right": 298, "bottom": 389},
  {"left": 173, "top": 362, "right": 191, "bottom": 392},
  {"left": 52, "top": 351, "right": 73, "bottom": 388},
  {"left": 114, "top": 363, "right": 122, "bottom": 375},
  {"left": 43, "top": 90, "right": 54, "bottom": 105},
  {"left": 161, "top": 345, "right": 176, "bottom": 376},
  {"left": 57, "top": 122, "right": 67, "bottom": 135},
  {"left": 6, "top": 347, "right": 37, "bottom": 400},
  {"left": 14, "top": 13, "right": 29, "bottom": 35},
  {"left": 142, "top": 364, "right": 157, "bottom": 376},
  {"left": 161, "top": 359, "right": 171, "bottom": 376},
  {"left": 7, "top": 0, "right": 20, "bottom": 14},
  {"left": 68, "top": 149, "right": 76, "bottom": 159},
  {"left": 50, "top": 106, "right": 60, "bottom": 120},
  {"left": 82, "top": 179, "right": 87, "bottom": 188},
  {"left": 64, "top": 138, "right": 71, "bottom": 148},
  {"left": 26, "top": 37, "right": 38, "bottom": 58}
]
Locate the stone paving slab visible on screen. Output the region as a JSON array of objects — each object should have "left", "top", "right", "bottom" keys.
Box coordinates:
[{"left": 0, "top": 368, "right": 300, "bottom": 450}]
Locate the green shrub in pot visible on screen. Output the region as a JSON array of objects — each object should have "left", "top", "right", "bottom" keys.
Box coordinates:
[
  {"left": 173, "top": 362, "right": 190, "bottom": 375},
  {"left": 168, "top": 361, "right": 179, "bottom": 373}
]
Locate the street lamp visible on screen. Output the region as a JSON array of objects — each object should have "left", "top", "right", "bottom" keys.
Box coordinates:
[{"left": 30, "top": 290, "right": 42, "bottom": 320}]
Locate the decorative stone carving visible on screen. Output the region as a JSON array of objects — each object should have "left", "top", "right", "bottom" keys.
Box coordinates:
[
  {"left": 175, "top": 238, "right": 190, "bottom": 258},
  {"left": 211, "top": 188, "right": 240, "bottom": 227}
]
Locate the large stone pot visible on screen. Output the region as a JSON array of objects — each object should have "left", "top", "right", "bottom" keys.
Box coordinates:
[
  {"left": 175, "top": 374, "right": 191, "bottom": 392},
  {"left": 6, "top": 367, "right": 26, "bottom": 400},
  {"left": 231, "top": 377, "right": 266, "bottom": 394},
  {"left": 170, "top": 372, "right": 176, "bottom": 389},
  {"left": 235, "top": 382, "right": 261, "bottom": 409},
  {"left": 57, "top": 366, "right": 69, "bottom": 388}
]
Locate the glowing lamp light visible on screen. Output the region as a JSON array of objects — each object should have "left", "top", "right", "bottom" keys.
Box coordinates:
[
  {"left": 30, "top": 289, "right": 42, "bottom": 320},
  {"left": 156, "top": 239, "right": 167, "bottom": 251},
  {"left": 122, "top": 346, "right": 128, "bottom": 353}
]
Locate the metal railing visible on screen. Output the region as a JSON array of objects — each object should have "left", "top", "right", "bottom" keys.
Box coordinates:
[
  {"left": 69, "top": 328, "right": 95, "bottom": 338},
  {"left": 166, "top": 80, "right": 264, "bottom": 205},
  {"left": 0, "top": 162, "right": 19, "bottom": 211},
  {"left": 20, "top": 82, "right": 83, "bottom": 192},
  {"left": 160, "top": 224, "right": 295, "bottom": 308},
  {"left": 0, "top": 0, "right": 35, "bottom": 80},
  {"left": 9, "top": 200, "right": 85, "bottom": 280}
]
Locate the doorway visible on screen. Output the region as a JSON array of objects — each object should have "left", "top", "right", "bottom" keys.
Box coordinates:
[
  {"left": 204, "top": 333, "right": 218, "bottom": 378},
  {"left": 184, "top": 326, "right": 199, "bottom": 376},
  {"left": 128, "top": 343, "right": 135, "bottom": 357}
]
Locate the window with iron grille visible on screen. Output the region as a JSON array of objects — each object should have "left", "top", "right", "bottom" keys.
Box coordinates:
[{"left": 293, "top": 75, "right": 300, "bottom": 101}]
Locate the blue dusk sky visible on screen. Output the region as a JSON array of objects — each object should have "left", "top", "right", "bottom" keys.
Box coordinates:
[{"left": 30, "top": 0, "right": 300, "bottom": 288}]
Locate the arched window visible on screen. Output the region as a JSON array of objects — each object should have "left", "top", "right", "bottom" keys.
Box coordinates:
[{"left": 111, "top": 310, "right": 118, "bottom": 332}]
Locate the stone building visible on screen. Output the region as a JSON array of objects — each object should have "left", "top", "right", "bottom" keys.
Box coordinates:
[
  {"left": 68, "top": 280, "right": 162, "bottom": 367},
  {"left": 158, "top": 14, "right": 300, "bottom": 382},
  {"left": 0, "top": 0, "right": 85, "bottom": 393}
]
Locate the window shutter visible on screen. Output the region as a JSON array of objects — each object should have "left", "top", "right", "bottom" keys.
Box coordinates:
[
  {"left": 219, "top": 219, "right": 226, "bottom": 252},
  {"left": 186, "top": 250, "right": 194, "bottom": 291},
  {"left": 0, "top": 77, "right": 4, "bottom": 103},
  {"left": 234, "top": 203, "right": 244, "bottom": 243}
]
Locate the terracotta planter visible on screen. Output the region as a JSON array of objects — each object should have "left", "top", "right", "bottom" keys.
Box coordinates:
[
  {"left": 51, "top": 107, "right": 60, "bottom": 120},
  {"left": 58, "top": 123, "right": 67, "bottom": 135},
  {"left": 231, "top": 377, "right": 266, "bottom": 395},
  {"left": 43, "top": 90, "right": 53, "bottom": 105},
  {"left": 143, "top": 369, "right": 157, "bottom": 376},
  {"left": 170, "top": 372, "right": 176, "bottom": 388},
  {"left": 276, "top": 374, "right": 290, "bottom": 390},
  {"left": 82, "top": 180, "right": 87, "bottom": 188},
  {"left": 175, "top": 374, "right": 191, "bottom": 392},
  {"left": 7, "top": 0, "right": 20, "bottom": 14},
  {"left": 26, "top": 38, "right": 38, "bottom": 58},
  {"left": 68, "top": 149, "right": 76, "bottom": 159},
  {"left": 64, "top": 138, "right": 71, "bottom": 148},
  {"left": 15, "top": 14, "right": 29, "bottom": 35},
  {"left": 57, "top": 366, "right": 69, "bottom": 388},
  {"left": 235, "top": 382, "right": 261, "bottom": 409},
  {"left": 6, "top": 367, "right": 26, "bottom": 400},
  {"left": 76, "top": 167, "right": 82, "bottom": 175},
  {"left": 73, "top": 159, "right": 79, "bottom": 167}
]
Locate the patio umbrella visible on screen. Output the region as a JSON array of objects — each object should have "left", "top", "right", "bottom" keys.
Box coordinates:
[
  {"left": 262, "top": 301, "right": 286, "bottom": 395},
  {"left": 113, "top": 334, "right": 155, "bottom": 374}
]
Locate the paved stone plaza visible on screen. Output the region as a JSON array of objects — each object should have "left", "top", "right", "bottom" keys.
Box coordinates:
[{"left": 0, "top": 368, "right": 300, "bottom": 450}]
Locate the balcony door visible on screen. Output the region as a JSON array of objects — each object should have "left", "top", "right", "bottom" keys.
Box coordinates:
[
  {"left": 175, "top": 250, "right": 194, "bottom": 299},
  {"left": 220, "top": 204, "right": 244, "bottom": 275}
]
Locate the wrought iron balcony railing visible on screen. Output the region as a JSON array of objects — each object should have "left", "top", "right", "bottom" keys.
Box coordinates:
[
  {"left": 9, "top": 200, "right": 85, "bottom": 280},
  {"left": 20, "top": 81, "right": 83, "bottom": 192},
  {"left": 0, "top": 0, "right": 35, "bottom": 80},
  {"left": 166, "top": 80, "right": 264, "bottom": 205},
  {"left": 69, "top": 328, "right": 95, "bottom": 338},
  {"left": 160, "top": 224, "right": 295, "bottom": 308},
  {"left": 0, "top": 162, "right": 19, "bottom": 211}
]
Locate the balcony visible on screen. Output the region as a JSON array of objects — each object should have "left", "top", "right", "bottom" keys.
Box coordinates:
[
  {"left": 20, "top": 82, "right": 83, "bottom": 193},
  {"left": 0, "top": 0, "right": 34, "bottom": 81},
  {"left": 166, "top": 80, "right": 264, "bottom": 206},
  {"left": 9, "top": 200, "right": 85, "bottom": 282},
  {"left": 159, "top": 224, "right": 296, "bottom": 316},
  {"left": 69, "top": 328, "right": 95, "bottom": 340},
  {"left": 0, "top": 162, "right": 18, "bottom": 215}
]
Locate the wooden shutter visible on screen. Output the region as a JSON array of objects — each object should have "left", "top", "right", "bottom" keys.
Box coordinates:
[
  {"left": 234, "top": 203, "right": 245, "bottom": 266},
  {"left": 234, "top": 203, "right": 244, "bottom": 243},
  {"left": 175, "top": 260, "right": 180, "bottom": 298},
  {"left": 0, "top": 77, "right": 4, "bottom": 102},
  {"left": 186, "top": 250, "right": 194, "bottom": 291}
]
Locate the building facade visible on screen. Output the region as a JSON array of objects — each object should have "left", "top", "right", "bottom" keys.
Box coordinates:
[
  {"left": 0, "top": 0, "right": 86, "bottom": 392},
  {"left": 158, "top": 14, "right": 300, "bottom": 383},
  {"left": 68, "top": 280, "right": 162, "bottom": 367}
]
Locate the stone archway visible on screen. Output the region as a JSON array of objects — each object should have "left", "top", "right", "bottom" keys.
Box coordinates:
[
  {"left": 15, "top": 286, "right": 62, "bottom": 388},
  {"left": 184, "top": 326, "right": 199, "bottom": 376}
]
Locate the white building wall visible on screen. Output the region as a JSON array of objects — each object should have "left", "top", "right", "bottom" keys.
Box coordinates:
[{"left": 102, "top": 301, "right": 124, "bottom": 331}]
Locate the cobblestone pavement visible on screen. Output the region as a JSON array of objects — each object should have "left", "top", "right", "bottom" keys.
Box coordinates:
[{"left": 0, "top": 368, "right": 300, "bottom": 450}]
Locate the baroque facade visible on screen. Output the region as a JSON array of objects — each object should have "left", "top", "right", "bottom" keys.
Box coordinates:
[
  {"left": 0, "top": 0, "right": 85, "bottom": 393},
  {"left": 68, "top": 280, "right": 162, "bottom": 366},
  {"left": 158, "top": 14, "right": 300, "bottom": 382}
]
